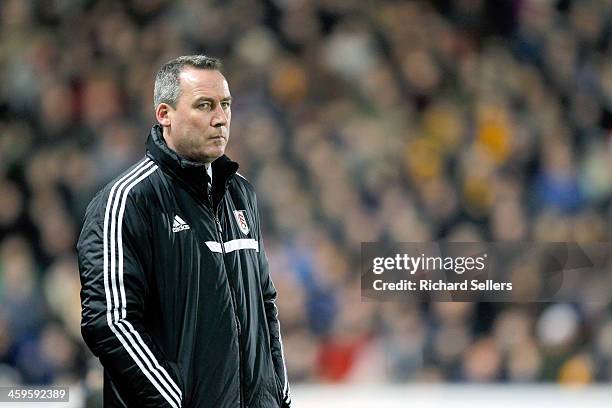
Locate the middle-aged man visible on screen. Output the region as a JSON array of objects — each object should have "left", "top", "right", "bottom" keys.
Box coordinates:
[{"left": 77, "top": 55, "right": 291, "bottom": 408}]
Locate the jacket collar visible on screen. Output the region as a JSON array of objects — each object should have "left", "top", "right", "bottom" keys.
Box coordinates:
[{"left": 146, "top": 124, "right": 239, "bottom": 201}]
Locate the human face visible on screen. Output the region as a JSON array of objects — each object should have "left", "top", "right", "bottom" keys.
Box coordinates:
[{"left": 159, "top": 68, "right": 232, "bottom": 163}]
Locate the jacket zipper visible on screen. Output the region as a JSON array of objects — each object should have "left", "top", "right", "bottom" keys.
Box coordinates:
[{"left": 209, "top": 190, "right": 245, "bottom": 408}]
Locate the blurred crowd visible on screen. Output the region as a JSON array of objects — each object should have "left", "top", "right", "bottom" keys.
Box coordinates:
[{"left": 0, "top": 0, "right": 611, "bottom": 403}]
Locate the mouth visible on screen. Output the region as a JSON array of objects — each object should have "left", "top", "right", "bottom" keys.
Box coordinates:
[{"left": 209, "top": 135, "right": 225, "bottom": 141}]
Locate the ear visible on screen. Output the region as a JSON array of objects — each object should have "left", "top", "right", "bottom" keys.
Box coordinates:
[{"left": 156, "top": 103, "right": 173, "bottom": 127}]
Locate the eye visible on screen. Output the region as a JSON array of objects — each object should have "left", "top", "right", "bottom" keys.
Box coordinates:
[
  {"left": 198, "top": 102, "right": 212, "bottom": 110},
  {"left": 221, "top": 101, "right": 231, "bottom": 109}
]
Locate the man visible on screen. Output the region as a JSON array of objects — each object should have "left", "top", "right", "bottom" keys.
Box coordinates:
[{"left": 77, "top": 55, "right": 291, "bottom": 408}]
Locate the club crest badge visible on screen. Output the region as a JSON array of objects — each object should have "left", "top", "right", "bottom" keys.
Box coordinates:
[{"left": 233, "top": 210, "right": 250, "bottom": 235}]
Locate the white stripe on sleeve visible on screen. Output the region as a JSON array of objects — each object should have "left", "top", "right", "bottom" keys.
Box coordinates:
[{"left": 103, "top": 158, "right": 182, "bottom": 407}]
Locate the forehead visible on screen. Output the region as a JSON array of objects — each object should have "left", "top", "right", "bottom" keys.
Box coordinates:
[{"left": 178, "top": 68, "right": 230, "bottom": 100}]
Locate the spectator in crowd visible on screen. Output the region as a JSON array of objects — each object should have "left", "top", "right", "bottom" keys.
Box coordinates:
[{"left": 0, "top": 0, "right": 610, "bottom": 403}]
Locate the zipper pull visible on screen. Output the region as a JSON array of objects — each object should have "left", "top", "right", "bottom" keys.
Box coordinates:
[{"left": 215, "top": 217, "right": 223, "bottom": 235}]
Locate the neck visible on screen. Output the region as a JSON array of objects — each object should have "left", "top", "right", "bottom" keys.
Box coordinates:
[{"left": 161, "top": 126, "right": 177, "bottom": 153}]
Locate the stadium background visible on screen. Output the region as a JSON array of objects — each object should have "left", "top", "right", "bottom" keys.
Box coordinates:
[{"left": 0, "top": 0, "right": 610, "bottom": 406}]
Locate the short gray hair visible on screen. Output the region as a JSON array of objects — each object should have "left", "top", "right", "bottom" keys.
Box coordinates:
[{"left": 153, "top": 55, "right": 223, "bottom": 109}]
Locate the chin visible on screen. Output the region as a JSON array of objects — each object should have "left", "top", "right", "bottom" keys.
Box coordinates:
[{"left": 198, "top": 149, "right": 225, "bottom": 163}]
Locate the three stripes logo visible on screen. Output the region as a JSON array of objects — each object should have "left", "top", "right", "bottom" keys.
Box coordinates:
[{"left": 172, "top": 215, "right": 190, "bottom": 233}]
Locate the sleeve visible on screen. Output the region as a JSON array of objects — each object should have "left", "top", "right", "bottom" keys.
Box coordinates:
[
  {"left": 77, "top": 191, "right": 184, "bottom": 408},
  {"left": 255, "top": 198, "right": 291, "bottom": 407}
]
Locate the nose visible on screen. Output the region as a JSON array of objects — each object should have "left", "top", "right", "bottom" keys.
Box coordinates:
[{"left": 211, "top": 104, "right": 228, "bottom": 128}]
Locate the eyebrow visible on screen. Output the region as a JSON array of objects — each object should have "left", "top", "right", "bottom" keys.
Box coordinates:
[{"left": 194, "top": 96, "right": 232, "bottom": 103}]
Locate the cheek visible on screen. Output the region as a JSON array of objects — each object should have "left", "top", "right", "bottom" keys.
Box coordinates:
[
  {"left": 189, "top": 112, "right": 211, "bottom": 127},
  {"left": 172, "top": 112, "right": 188, "bottom": 128}
]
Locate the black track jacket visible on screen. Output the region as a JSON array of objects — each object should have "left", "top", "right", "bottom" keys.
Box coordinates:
[{"left": 77, "top": 125, "right": 291, "bottom": 407}]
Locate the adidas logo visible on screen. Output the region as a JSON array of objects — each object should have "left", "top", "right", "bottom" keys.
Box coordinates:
[{"left": 172, "top": 215, "right": 190, "bottom": 232}]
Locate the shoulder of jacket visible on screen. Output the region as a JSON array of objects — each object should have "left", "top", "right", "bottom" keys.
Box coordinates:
[
  {"left": 231, "top": 172, "right": 256, "bottom": 197},
  {"left": 87, "top": 157, "right": 159, "bottom": 220}
]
